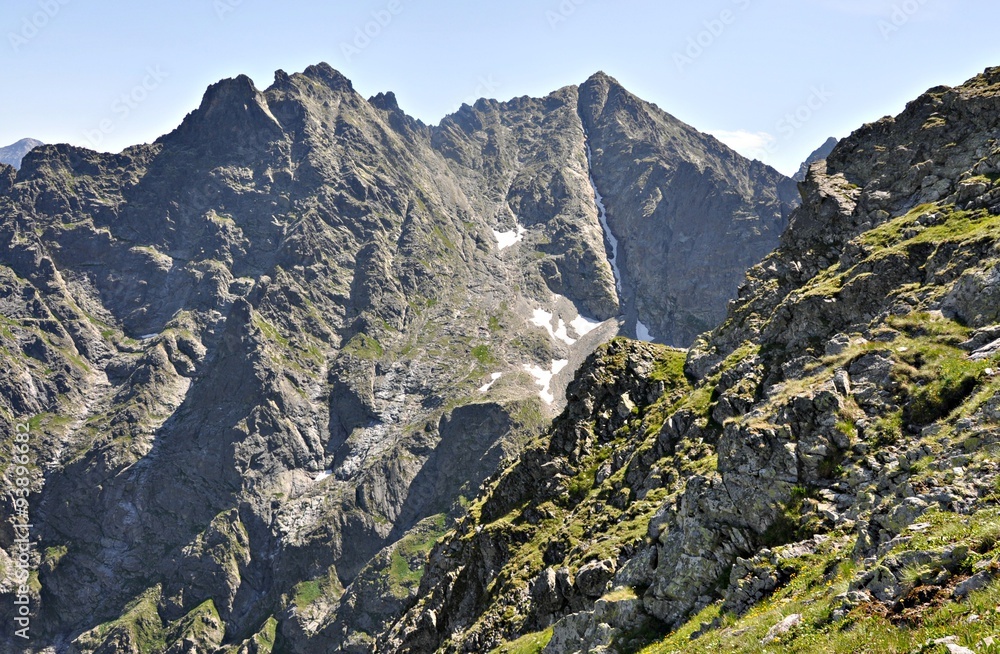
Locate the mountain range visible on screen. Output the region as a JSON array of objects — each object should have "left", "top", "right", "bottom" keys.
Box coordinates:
[
  {"left": 0, "top": 65, "right": 797, "bottom": 652},
  {"left": 3, "top": 61, "right": 998, "bottom": 654}
]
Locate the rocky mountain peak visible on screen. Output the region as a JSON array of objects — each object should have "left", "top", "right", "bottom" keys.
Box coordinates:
[
  {"left": 300, "top": 62, "right": 355, "bottom": 92},
  {"left": 578, "top": 71, "right": 631, "bottom": 125},
  {"left": 575, "top": 70, "right": 798, "bottom": 345},
  {"left": 581, "top": 70, "right": 622, "bottom": 92},
  {"left": 161, "top": 73, "right": 283, "bottom": 151},
  {"left": 369, "top": 90, "right": 401, "bottom": 112},
  {"left": 205, "top": 73, "right": 259, "bottom": 105},
  {"left": 0, "top": 137, "right": 43, "bottom": 169}
]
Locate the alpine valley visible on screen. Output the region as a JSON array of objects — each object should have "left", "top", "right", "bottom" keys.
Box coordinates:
[{"left": 0, "top": 63, "right": 999, "bottom": 654}]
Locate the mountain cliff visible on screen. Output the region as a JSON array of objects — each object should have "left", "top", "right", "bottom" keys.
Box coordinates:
[
  {"left": 384, "top": 67, "right": 1000, "bottom": 653},
  {"left": 0, "top": 65, "right": 796, "bottom": 652}
]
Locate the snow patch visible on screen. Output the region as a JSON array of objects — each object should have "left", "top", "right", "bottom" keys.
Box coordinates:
[
  {"left": 570, "top": 314, "right": 602, "bottom": 339},
  {"left": 140, "top": 334, "right": 158, "bottom": 340},
  {"left": 493, "top": 224, "right": 527, "bottom": 250},
  {"left": 636, "top": 320, "right": 655, "bottom": 342},
  {"left": 524, "top": 360, "right": 570, "bottom": 404},
  {"left": 479, "top": 372, "right": 503, "bottom": 393},
  {"left": 553, "top": 320, "right": 574, "bottom": 345},
  {"left": 531, "top": 308, "right": 576, "bottom": 346},
  {"left": 531, "top": 308, "right": 554, "bottom": 332},
  {"left": 586, "top": 145, "right": 623, "bottom": 295},
  {"left": 314, "top": 470, "right": 332, "bottom": 482}
]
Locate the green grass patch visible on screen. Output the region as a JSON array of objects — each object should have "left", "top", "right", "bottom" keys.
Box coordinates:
[
  {"left": 387, "top": 514, "right": 450, "bottom": 599},
  {"left": 489, "top": 627, "right": 554, "bottom": 654},
  {"left": 43, "top": 544, "right": 68, "bottom": 568},
  {"left": 473, "top": 344, "right": 497, "bottom": 365},
  {"left": 650, "top": 348, "right": 688, "bottom": 384},
  {"left": 862, "top": 203, "right": 1000, "bottom": 254},
  {"left": 74, "top": 586, "right": 166, "bottom": 654},
  {"left": 255, "top": 617, "right": 278, "bottom": 651},
  {"left": 800, "top": 262, "right": 847, "bottom": 299},
  {"left": 292, "top": 566, "right": 344, "bottom": 610},
  {"left": 565, "top": 447, "right": 612, "bottom": 504},
  {"left": 293, "top": 580, "right": 323, "bottom": 609},
  {"left": 342, "top": 333, "right": 384, "bottom": 360},
  {"left": 253, "top": 315, "right": 290, "bottom": 347},
  {"left": 883, "top": 312, "right": 989, "bottom": 427}
]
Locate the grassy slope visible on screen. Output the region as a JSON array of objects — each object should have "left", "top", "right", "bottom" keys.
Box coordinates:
[{"left": 485, "top": 202, "right": 1000, "bottom": 652}]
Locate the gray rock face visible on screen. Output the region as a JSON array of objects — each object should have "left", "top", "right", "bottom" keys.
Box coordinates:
[
  {"left": 579, "top": 73, "right": 799, "bottom": 346},
  {"left": 944, "top": 263, "right": 1000, "bottom": 327},
  {"left": 0, "top": 65, "right": 796, "bottom": 652},
  {"left": 575, "top": 559, "right": 617, "bottom": 598},
  {"left": 0, "top": 137, "right": 43, "bottom": 169}
]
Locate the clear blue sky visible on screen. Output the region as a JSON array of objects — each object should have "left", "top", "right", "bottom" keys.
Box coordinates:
[{"left": 1, "top": 0, "right": 995, "bottom": 176}]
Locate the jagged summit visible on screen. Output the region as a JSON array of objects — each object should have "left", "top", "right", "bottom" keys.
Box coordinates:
[
  {"left": 194, "top": 74, "right": 265, "bottom": 116},
  {"left": 158, "top": 73, "right": 282, "bottom": 152},
  {"left": 268, "top": 63, "right": 356, "bottom": 94},
  {"left": 159, "top": 64, "right": 362, "bottom": 153},
  {"left": 369, "top": 90, "right": 400, "bottom": 112},
  {"left": 299, "top": 61, "right": 355, "bottom": 91},
  {"left": 582, "top": 70, "right": 622, "bottom": 89}
]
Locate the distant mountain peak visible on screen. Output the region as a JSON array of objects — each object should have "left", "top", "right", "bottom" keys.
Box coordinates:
[
  {"left": 584, "top": 70, "right": 619, "bottom": 86},
  {"left": 0, "top": 137, "right": 43, "bottom": 169},
  {"left": 159, "top": 73, "right": 283, "bottom": 150},
  {"left": 301, "top": 62, "right": 355, "bottom": 91},
  {"left": 202, "top": 74, "right": 259, "bottom": 107},
  {"left": 793, "top": 136, "right": 838, "bottom": 181}
]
